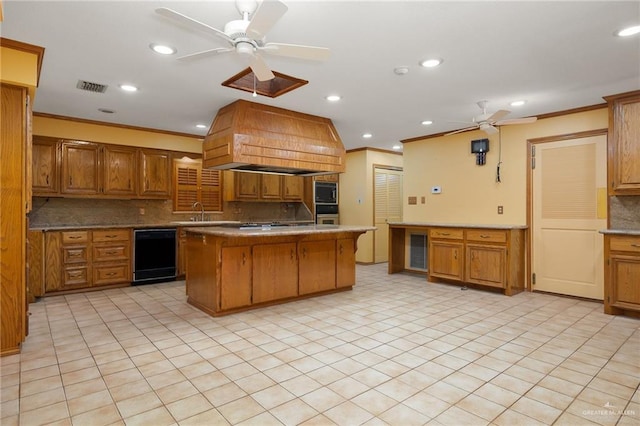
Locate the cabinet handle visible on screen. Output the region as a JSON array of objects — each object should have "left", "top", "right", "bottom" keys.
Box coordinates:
[
  {"left": 105, "top": 250, "right": 118, "bottom": 255},
  {"left": 454, "top": 250, "right": 457, "bottom": 260},
  {"left": 68, "top": 235, "right": 82, "bottom": 240},
  {"left": 69, "top": 176, "right": 73, "bottom": 186},
  {"left": 105, "top": 234, "right": 118, "bottom": 239},
  {"left": 128, "top": 179, "right": 131, "bottom": 190},
  {"left": 631, "top": 243, "right": 640, "bottom": 248},
  {"left": 302, "top": 247, "right": 307, "bottom": 258},
  {"left": 46, "top": 174, "right": 49, "bottom": 185},
  {"left": 480, "top": 234, "right": 490, "bottom": 238},
  {"left": 68, "top": 271, "right": 82, "bottom": 278},
  {"left": 290, "top": 249, "right": 295, "bottom": 260},
  {"left": 339, "top": 243, "right": 343, "bottom": 255},
  {"left": 106, "top": 272, "right": 117, "bottom": 277},
  {"left": 439, "top": 232, "right": 450, "bottom": 236},
  {"left": 69, "top": 251, "right": 81, "bottom": 257}
]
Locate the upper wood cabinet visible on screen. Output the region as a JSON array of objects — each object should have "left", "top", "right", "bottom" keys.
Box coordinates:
[
  {"left": 103, "top": 145, "right": 137, "bottom": 197},
  {"left": 139, "top": 149, "right": 171, "bottom": 198},
  {"left": 605, "top": 91, "right": 640, "bottom": 195},
  {"left": 32, "top": 136, "right": 59, "bottom": 194},
  {"left": 32, "top": 138, "right": 174, "bottom": 200},
  {"left": 61, "top": 141, "right": 101, "bottom": 195},
  {"left": 224, "top": 171, "right": 304, "bottom": 202}
]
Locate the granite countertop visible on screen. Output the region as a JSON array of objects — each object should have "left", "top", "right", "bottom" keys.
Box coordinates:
[
  {"left": 185, "top": 224, "right": 376, "bottom": 237},
  {"left": 29, "top": 221, "right": 242, "bottom": 231},
  {"left": 387, "top": 222, "right": 528, "bottom": 230},
  {"left": 599, "top": 229, "right": 640, "bottom": 236}
]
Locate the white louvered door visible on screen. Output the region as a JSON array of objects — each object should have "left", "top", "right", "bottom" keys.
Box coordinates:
[
  {"left": 374, "top": 167, "right": 403, "bottom": 263},
  {"left": 532, "top": 135, "right": 607, "bottom": 299}
]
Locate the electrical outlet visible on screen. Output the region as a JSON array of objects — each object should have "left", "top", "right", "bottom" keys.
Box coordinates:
[{"left": 497, "top": 205, "right": 503, "bottom": 214}]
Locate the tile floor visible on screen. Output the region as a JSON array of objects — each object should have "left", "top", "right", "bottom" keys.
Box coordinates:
[{"left": 1, "top": 263, "right": 639, "bottom": 426}]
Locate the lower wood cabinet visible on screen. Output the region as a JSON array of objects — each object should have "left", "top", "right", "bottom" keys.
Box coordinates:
[
  {"left": 299, "top": 240, "right": 336, "bottom": 295},
  {"left": 337, "top": 238, "right": 356, "bottom": 288},
  {"left": 44, "top": 228, "right": 132, "bottom": 293},
  {"left": 604, "top": 234, "right": 640, "bottom": 315},
  {"left": 424, "top": 226, "right": 524, "bottom": 295},
  {"left": 253, "top": 243, "right": 298, "bottom": 303},
  {"left": 221, "top": 246, "right": 252, "bottom": 310}
]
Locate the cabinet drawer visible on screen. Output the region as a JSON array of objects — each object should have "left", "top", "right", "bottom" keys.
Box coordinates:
[
  {"left": 63, "top": 246, "right": 89, "bottom": 264},
  {"left": 62, "top": 231, "right": 89, "bottom": 244},
  {"left": 93, "top": 263, "right": 130, "bottom": 285},
  {"left": 63, "top": 267, "right": 89, "bottom": 287},
  {"left": 610, "top": 236, "right": 640, "bottom": 254},
  {"left": 93, "top": 229, "right": 129, "bottom": 242},
  {"left": 93, "top": 244, "right": 130, "bottom": 262},
  {"left": 466, "top": 229, "right": 508, "bottom": 243},
  {"left": 430, "top": 228, "right": 463, "bottom": 240}
]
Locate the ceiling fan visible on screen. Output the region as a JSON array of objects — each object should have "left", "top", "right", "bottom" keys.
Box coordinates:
[
  {"left": 446, "top": 100, "right": 537, "bottom": 136},
  {"left": 156, "top": 0, "right": 330, "bottom": 81}
]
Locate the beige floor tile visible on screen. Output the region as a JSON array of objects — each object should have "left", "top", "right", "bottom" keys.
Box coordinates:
[
  {"left": 510, "top": 396, "right": 562, "bottom": 424},
  {"left": 108, "top": 378, "right": 153, "bottom": 402},
  {"left": 122, "top": 406, "right": 175, "bottom": 426},
  {"left": 300, "top": 387, "right": 345, "bottom": 412},
  {"left": 324, "top": 401, "right": 374, "bottom": 426},
  {"left": 155, "top": 380, "right": 199, "bottom": 404},
  {"left": 352, "top": 389, "right": 397, "bottom": 416},
  {"left": 180, "top": 408, "right": 230, "bottom": 425},
  {"left": 378, "top": 403, "right": 430, "bottom": 426},
  {"left": 165, "top": 393, "right": 213, "bottom": 421},
  {"left": 236, "top": 411, "right": 282, "bottom": 426},
  {"left": 19, "top": 387, "right": 66, "bottom": 413},
  {"left": 20, "top": 375, "right": 63, "bottom": 397},
  {"left": 17, "top": 401, "right": 69, "bottom": 426},
  {"left": 115, "top": 391, "right": 163, "bottom": 418},
  {"left": 250, "top": 384, "right": 295, "bottom": 410},
  {"left": 403, "top": 392, "right": 450, "bottom": 419}
]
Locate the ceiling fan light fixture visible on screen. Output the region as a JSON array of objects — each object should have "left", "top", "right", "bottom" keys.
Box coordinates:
[
  {"left": 616, "top": 25, "right": 640, "bottom": 37},
  {"left": 419, "top": 58, "right": 442, "bottom": 68},
  {"left": 236, "top": 41, "right": 255, "bottom": 56},
  {"left": 150, "top": 43, "right": 176, "bottom": 55}
]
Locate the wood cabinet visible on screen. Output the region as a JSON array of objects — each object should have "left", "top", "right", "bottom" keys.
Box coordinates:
[
  {"left": 32, "top": 136, "right": 59, "bottom": 194},
  {"left": 315, "top": 174, "right": 339, "bottom": 182},
  {"left": 390, "top": 224, "right": 525, "bottom": 296},
  {"left": 103, "top": 145, "right": 137, "bottom": 197},
  {"left": 177, "top": 227, "right": 187, "bottom": 277},
  {"left": 33, "top": 138, "right": 173, "bottom": 199},
  {"left": 220, "top": 246, "right": 253, "bottom": 310},
  {"left": 605, "top": 91, "right": 640, "bottom": 195},
  {"left": 61, "top": 141, "right": 101, "bottom": 195},
  {"left": 1, "top": 84, "right": 30, "bottom": 355},
  {"left": 604, "top": 234, "right": 640, "bottom": 315},
  {"left": 253, "top": 243, "right": 298, "bottom": 303},
  {"left": 185, "top": 228, "right": 368, "bottom": 316},
  {"left": 140, "top": 149, "right": 171, "bottom": 198},
  {"left": 224, "top": 171, "right": 303, "bottom": 202},
  {"left": 173, "top": 158, "right": 222, "bottom": 212},
  {"left": 44, "top": 228, "right": 132, "bottom": 293},
  {"left": 428, "top": 228, "right": 464, "bottom": 281},
  {"left": 299, "top": 240, "right": 336, "bottom": 295},
  {"left": 27, "top": 230, "right": 45, "bottom": 302}
]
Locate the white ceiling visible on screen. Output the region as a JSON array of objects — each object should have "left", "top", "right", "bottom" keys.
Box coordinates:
[{"left": 1, "top": 1, "right": 639, "bottom": 151}]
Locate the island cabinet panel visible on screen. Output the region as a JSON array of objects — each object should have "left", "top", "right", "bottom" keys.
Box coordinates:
[
  {"left": 429, "top": 241, "right": 464, "bottom": 281},
  {"left": 299, "top": 240, "right": 337, "bottom": 294},
  {"left": 185, "top": 234, "right": 219, "bottom": 316},
  {"left": 336, "top": 238, "right": 356, "bottom": 288},
  {"left": 221, "top": 246, "right": 252, "bottom": 310},
  {"left": 253, "top": 243, "right": 298, "bottom": 303}
]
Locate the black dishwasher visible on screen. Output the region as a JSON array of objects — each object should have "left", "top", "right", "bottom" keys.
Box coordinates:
[{"left": 133, "top": 229, "right": 177, "bottom": 284}]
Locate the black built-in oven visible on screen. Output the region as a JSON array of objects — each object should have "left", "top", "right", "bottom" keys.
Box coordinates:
[{"left": 133, "top": 229, "right": 177, "bottom": 284}]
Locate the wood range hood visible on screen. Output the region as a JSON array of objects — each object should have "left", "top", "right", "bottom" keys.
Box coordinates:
[{"left": 202, "top": 100, "right": 345, "bottom": 176}]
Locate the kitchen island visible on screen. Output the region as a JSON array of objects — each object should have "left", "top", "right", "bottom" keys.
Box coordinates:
[{"left": 184, "top": 225, "right": 374, "bottom": 316}]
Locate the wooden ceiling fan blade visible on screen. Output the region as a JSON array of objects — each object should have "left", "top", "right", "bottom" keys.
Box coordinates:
[
  {"left": 261, "top": 43, "right": 330, "bottom": 61},
  {"left": 446, "top": 126, "right": 478, "bottom": 136},
  {"left": 487, "top": 109, "right": 510, "bottom": 122},
  {"left": 494, "top": 117, "right": 538, "bottom": 125},
  {"left": 250, "top": 54, "right": 275, "bottom": 81},
  {"left": 246, "top": 0, "right": 288, "bottom": 39},
  {"left": 177, "top": 48, "right": 234, "bottom": 61},
  {"left": 155, "top": 7, "right": 233, "bottom": 44}
]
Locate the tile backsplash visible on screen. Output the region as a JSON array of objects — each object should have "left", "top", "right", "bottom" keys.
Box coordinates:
[{"left": 29, "top": 197, "right": 313, "bottom": 228}]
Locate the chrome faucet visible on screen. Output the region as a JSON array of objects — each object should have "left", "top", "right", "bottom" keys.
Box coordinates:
[{"left": 192, "top": 201, "right": 205, "bottom": 222}]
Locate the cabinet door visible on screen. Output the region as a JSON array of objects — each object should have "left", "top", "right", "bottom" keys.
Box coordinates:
[
  {"left": 220, "top": 246, "right": 252, "bottom": 310},
  {"left": 234, "top": 172, "right": 260, "bottom": 200},
  {"left": 44, "top": 232, "right": 63, "bottom": 292},
  {"left": 465, "top": 244, "right": 506, "bottom": 288},
  {"left": 61, "top": 141, "right": 100, "bottom": 195},
  {"left": 429, "top": 241, "right": 464, "bottom": 281},
  {"left": 32, "top": 137, "right": 59, "bottom": 195},
  {"left": 336, "top": 238, "right": 355, "bottom": 288},
  {"left": 103, "top": 145, "right": 137, "bottom": 196},
  {"left": 282, "top": 176, "right": 303, "bottom": 201},
  {"left": 608, "top": 94, "right": 640, "bottom": 195},
  {"left": 299, "top": 240, "right": 336, "bottom": 294},
  {"left": 609, "top": 255, "right": 640, "bottom": 312},
  {"left": 261, "top": 174, "right": 282, "bottom": 200},
  {"left": 253, "top": 243, "right": 298, "bottom": 303},
  {"left": 200, "top": 169, "right": 222, "bottom": 211},
  {"left": 174, "top": 159, "right": 199, "bottom": 211},
  {"left": 177, "top": 228, "right": 187, "bottom": 277},
  {"left": 140, "top": 149, "right": 171, "bottom": 198},
  {"left": 27, "top": 231, "right": 45, "bottom": 300}
]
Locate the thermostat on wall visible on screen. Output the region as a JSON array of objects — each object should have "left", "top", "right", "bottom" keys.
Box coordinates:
[{"left": 431, "top": 186, "right": 442, "bottom": 194}]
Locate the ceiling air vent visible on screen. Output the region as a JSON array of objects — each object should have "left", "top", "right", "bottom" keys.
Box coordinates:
[{"left": 76, "top": 80, "right": 108, "bottom": 93}]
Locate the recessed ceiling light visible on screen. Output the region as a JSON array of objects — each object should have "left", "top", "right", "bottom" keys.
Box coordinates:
[
  {"left": 616, "top": 25, "right": 640, "bottom": 37},
  {"left": 421, "top": 120, "right": 433, "bottom": 126},
  {"left": 195, "top": 124, "right": 207, "bottom": 129},
  {"left": 510, "top": 100, "right": 526, "bottom": 107},
  {"left": 150, "top": 43, "right": 176, "bottom": 55},
  {"left": 419, "top": 58, "right": 442, "bottom": 68},
  {"left": 326, "top": 95, "right": 341, "bottom": 102},
  {"left": 392, "top": 144, "right": 402, "bottom": 150},
  {"left": 119, "top": 84, "right": 138, "bottom": 92},
  {"left": 362, "top": 133, "right": 373, "bottom": 139},
  {"left": 394, "top": 67, "right": 409, "bottom": 75}
]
